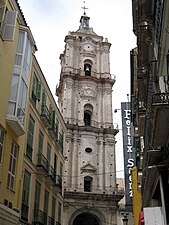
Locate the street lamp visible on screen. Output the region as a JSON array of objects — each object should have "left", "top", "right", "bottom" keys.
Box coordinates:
[{"left": 121, "top": 212, "right": 129, "bottom": 225}]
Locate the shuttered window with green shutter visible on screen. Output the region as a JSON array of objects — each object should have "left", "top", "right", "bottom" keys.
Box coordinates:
[
  {"left": 21, "top": 170, "right": 31, "bottom": 221},
  {"left": 44, "top": 189, "right": 49, "bottom": 225},
  {"left": 26, "top": 115, "right": 35, "bottom": 160},
  {"left": 34, "top": 180, "right": 41, "bottom": 220}
]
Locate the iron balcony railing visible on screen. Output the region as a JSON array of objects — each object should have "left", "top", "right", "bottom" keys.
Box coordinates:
[
  {"left": 36, "top": 153, "right": 49, "bottom": 174},
  {"left": 46, "top": 165, "right": 55, "bottom": 184},
  {"left": 152, "top": 92, "right": 169, "bottom": 104},
  {"left": 54, "top": 175, "right": 62, "bottom": 191},
  {"left": 34, "top": 208, "right": 47, "bottom": 225},
  {"left": 48, "top": 123, "right": 58, "bottom": 140},
  {"left": 40, "top": 105, "right": 51, "bottom": 127}
]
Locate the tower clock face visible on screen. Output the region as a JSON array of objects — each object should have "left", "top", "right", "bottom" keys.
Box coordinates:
[{"left": 84, "top": 44, "right": 94, "bottom": 51}]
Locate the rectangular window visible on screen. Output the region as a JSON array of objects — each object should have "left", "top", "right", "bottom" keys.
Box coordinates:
[
  {"left": 0, "top": 0, "right": 17, "bottom": 41},
  {"left": 59, "top": 132, "right": 64, "bottom": 154},
  {"left": 14, "top": 30, "right": 24, "bottom": 66},
  {"left": 58, "top": 202, "right": 62, "bottom": 224},
  {"left": 2, "top": 10, "right": 17, "bottom": 41},
  {"left": 44, "top": 189, "right": 49, "bottom": 225},
  {"left": 52, "top": 197, "right": 56, "bottom": 220},
  {"left": 0, "top": 0, "right": 6, "bottom": 30},
  {"left": 34, "top": 180, "right": 41, "bottom": 211},
  {"left": 21, "top": 170, "right": 31, "bottom": 221},
  {"left": 0, "top": 127, "right": 5, "bottom": 164},
  {"left": 38, "top": 130, "right": 44, "bottom": 154},
  {"left": 23, "top": 37, "right": 32, "bottom": 78},
  {"left": 7, "top": 141, "right": 18, "bottom": 190},
  {"left": 54, "top": 154, "right": 57, "bottom": 181},
  {"left": 47, "top": 143, "right": 51, "bottom": 163},
  {"left": 26, "top": 115, "right": 35, "bottom": 160},
  {"left": 31, "top": 74, "right": 41, "bottom": 106},
  {"left": 7, "top": 30, "right": 32, "bottom": 129},
  {"left": 17, "top": 78, "right": 27, "bottom": 125}
]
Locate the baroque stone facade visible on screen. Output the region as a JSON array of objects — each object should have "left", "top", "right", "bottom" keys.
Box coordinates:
[{"left": 56, "top": 11, "right": 123, "bottom": 225}]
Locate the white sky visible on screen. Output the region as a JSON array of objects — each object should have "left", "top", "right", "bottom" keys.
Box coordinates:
[{"left": 18, "top": 0, "right": 136, "bottom": 178}]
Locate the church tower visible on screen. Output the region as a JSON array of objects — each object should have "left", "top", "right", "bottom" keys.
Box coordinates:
[{"left": 56, "top": 7, "right": 123, "bottom": 225}]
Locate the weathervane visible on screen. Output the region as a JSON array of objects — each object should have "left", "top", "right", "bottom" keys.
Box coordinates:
[{"left": 81, "top": 1, "right": 88, "bottom": 15}]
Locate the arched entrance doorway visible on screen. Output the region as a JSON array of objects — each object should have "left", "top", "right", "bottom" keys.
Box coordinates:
[{"left": 73, "top": 212, "right": 100, "bottom": 225}]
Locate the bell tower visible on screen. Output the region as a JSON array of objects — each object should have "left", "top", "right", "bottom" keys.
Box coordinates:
[{"left": 56, "top": 6, "right": 123, "bottom": 225}]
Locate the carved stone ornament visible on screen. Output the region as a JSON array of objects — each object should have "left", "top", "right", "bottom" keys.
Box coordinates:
[{"left": 80, "top": 87, "right": 96, "bottom": 100}]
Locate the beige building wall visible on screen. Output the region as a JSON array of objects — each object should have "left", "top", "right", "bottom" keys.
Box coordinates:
[{"left": 21, "top": 55, "right": 66, "bottom": 224}]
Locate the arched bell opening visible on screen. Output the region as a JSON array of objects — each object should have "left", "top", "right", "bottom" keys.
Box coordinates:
[
  {"left": 84, "top": 176, "right": 93, "bottom": 192},
  {"left": 84, "top": 63, "right": 91, "bottom": 76},
  {"left": 84, "top": 104, "right": 93, "bottom": 126},
  {"left": 84, "top": 59, "right": 93, "bottom": 76}
]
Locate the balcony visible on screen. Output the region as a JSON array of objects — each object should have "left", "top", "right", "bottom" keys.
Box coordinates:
[
  {"left": 53, "top": 175, "right": 62, "bottom": 192},
  {"left": 46, "top": 165, "right": 55, "bottom": 185},
  {"left": 36, "top": 153, "right": 49, "bottom": 175},
  {"left": 150, "top": 92, "right": 169, "bottom": 147},
  {"left": 40, "top": 105, "right": 50, "bottom": 128},
  {"left": 34, "top": 209, "right": 47, "bottom": 225},
  {"left": 6, "top": 114, "right": 25, "bottom": 136},
  {"left": 48, "top": 123, "right": 58, "bottom": 140}
]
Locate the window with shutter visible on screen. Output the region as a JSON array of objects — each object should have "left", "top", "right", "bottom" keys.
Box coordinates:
[
  {"left": 44, "top": 189, "right": 49, "bottom": 225},
  {"left": 34, "top": 180, "right": 41, "bottom": 211},
  {"left": 2, "top": 10, "right": 17, "bottom": 41},
  {"left": 49, "top": 105, "right": 53, "bottom": 126},
  {"left": 0, "top": 0, "right": 6, "bottom": 31},
  {"left": 54, "top": 154, "right": 57, "bottom": 180},
  {"left": 7, "top": 141, "right": 18, "bottom": 190},
  {"left": 21, "top": 170, "right": 31, "bottom": 221},
  {"left": 52, "top": 197, "right": 56, "bottom": 220},
  {"left": 38, "top": 130, "right": 44, "bottom": 154},
  {"left": 41, "top": 90, "right": 47, "bottom": 114},
  {"left": 36, "top": 80, "right": 41, "bottom": 101},
  {"left": 58, "top": 202, "right": 62, "bottom": 224},
  {"left": 26, "top": 115, "right": 35, "bottom": 160},
  {"left": 47, "top": 143, "right": 51, "bottom": 163}
]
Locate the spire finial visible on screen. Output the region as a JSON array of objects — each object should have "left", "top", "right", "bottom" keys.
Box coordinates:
[{"left": 81, "top": 1, "right": 88, "bottom": 15}]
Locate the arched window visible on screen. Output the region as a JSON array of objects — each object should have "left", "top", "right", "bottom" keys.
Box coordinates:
[
  {"left": 84, "top": 110, "right": 91, "bottom": 126},
  {"left": 84, "top": 176, "right": 93, "bottom": 192},
  {"left": 84, "top": 63, "right": 91, "bottom": 76},
  {"left": 84, "top": 104, "right": 93, "bottom": 126}
]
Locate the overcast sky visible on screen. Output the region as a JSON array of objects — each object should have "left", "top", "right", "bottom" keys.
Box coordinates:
[{"left": 18, "top": 0, "right": 136, "bottom": 178}]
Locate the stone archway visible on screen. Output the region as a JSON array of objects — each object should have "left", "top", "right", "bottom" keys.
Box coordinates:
[{"left": 73, "top": 212, "right": 100, "bottom": 225}]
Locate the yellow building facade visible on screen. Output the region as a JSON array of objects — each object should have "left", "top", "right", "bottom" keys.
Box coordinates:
[
  {"left": 0, "top": 0, "right": 36, "bottom": 224},
  {"left": 0, "top": 1, "right": 66, "bottom": 225}
]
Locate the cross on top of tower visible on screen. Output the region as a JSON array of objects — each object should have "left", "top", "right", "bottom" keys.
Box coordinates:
[{"left": 81, "top": 1, "right": 88, "bottom": 15}]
